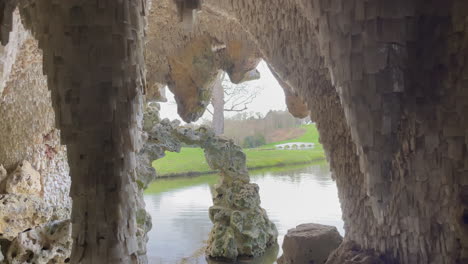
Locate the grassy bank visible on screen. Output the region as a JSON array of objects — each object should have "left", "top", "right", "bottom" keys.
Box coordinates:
[
  {"left": 152, "top": 123, "right": 325, "bottom": 177},
  {"left": 259, "top": 124, "right": 320, "bottom": 149},
  {"left": 145, "top": 162, "right": 325, "bottom": 194},
  {"left": 153, "top": 147, "right": 325, "bottom": 177}
]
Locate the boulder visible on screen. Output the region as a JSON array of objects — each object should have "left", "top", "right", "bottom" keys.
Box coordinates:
[
  {"left": 278, "top": 223, "right": 343, "bottom": 264},
  {"left": 0, "top": 194, "right": 52, "bottom": 240},
  {"left": 5, "top": 161, "right": 42, "bottom": 196},
  {"left": 7, "top": 220, "right": 71, "bottom": 264}
]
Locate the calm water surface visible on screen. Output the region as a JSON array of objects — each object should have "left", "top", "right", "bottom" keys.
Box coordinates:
[{"left": 144, "top": 162, "right": 343, "bottom": 264}]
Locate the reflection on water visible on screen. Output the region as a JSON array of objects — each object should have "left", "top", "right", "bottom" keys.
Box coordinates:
[{"left": 144, "top": 162, "right": 343, "bottom": 264}]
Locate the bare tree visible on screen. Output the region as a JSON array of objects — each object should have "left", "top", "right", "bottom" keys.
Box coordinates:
[{"left": 207, "top": 71, "right": 263, "bottom": 135}]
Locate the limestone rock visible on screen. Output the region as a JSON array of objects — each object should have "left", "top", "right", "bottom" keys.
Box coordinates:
[
  {"left": 5, "top": 161, "right": 42, "bottom": 196},
  {"left": 202, "top": 135, "right": 278, "bottom": 259},
  {"left": 278, "top": 223, "right": 343, "bottom": 264},
  {"left": 0, "top": 194, "right": 52, "bottom": 240},
  {"left": 7, "top": 219, "right": 72, "bottom": 264},
  {"left": 0, "top": 165, "right": 7, "bottom": 193},
  {"left": 0, "top": 244, "right": 3, "bottom": 263}
]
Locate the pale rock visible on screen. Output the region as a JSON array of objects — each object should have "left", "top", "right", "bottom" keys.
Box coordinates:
[
  {"left": 5, "top": 161, "right": 42, "bottom": 196},
  {"left": 7, "top": 220, "right": 71, "bottom": 264},
  {"left": 0, "top": 165, "right": 7, "bottom": 193},
  {"left": 0, "top": 194, "right": 52, "bottom": 241}
]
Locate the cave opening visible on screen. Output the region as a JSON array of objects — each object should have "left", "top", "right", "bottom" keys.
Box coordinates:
[
  {"left": 141, "top": 61, "right": 344, "bottom": 263},
  {"left": 1, "top": 0, "right": 467, "bottom": 263}
]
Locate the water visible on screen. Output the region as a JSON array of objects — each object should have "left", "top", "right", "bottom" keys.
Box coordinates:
[{"left": 144, "top": 162, "right": 343, "bottom": 264}]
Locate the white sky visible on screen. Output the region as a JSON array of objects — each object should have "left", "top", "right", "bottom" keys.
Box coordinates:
[{"left": 158, "top": 60, "right": 287, "bottom": 123}]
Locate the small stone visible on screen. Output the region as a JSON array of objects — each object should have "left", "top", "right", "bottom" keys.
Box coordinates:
[
  {"left": 278, "top": 223, "right": 343, "bottom": 264},
  {"left": 7, "top": 219, "right": 72, "bottom": 264},
  {"left": 5, "top": 161, "right": 42, "bottom": 196}
]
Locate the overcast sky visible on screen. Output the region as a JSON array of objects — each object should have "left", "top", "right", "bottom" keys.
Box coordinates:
[{"left": 158, "top": 60, "right": 287, "bottom": 123}]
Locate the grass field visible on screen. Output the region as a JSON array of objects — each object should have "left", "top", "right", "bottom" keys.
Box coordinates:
[
  {"left": 152, "top": 124, "right": 325, "bottom": 177},
  {"left": 260, "top": 124, "right": 321, "bottom": 149}
]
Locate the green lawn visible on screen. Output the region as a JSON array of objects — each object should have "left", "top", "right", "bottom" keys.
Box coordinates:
[
  {"left": 153, "top": 147, "right": 325, "bottom": 176},
  {"left": 260, "top": 124, "right": 320, "bottom": 149},
  {"left": 152, "top": 123, "right": 325, "bottom": 177}
]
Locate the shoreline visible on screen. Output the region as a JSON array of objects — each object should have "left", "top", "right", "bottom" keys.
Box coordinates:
[{"left": 154, "top": 157, "right": 327, "bottom": 179}]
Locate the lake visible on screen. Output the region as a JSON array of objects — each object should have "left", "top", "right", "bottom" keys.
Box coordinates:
[{"left": 144, "top": 162, "right": 343, "bottom": 264}]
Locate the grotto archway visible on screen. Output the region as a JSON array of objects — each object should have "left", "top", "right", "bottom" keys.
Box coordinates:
[
  {"left": 138, "top": 117, "right": 278, "bottom": 260},
  {"left": 0, "top": 0, "right": 467, "bottom": 263}
]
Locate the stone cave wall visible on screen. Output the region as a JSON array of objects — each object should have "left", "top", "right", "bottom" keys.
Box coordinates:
[
  {"left": 0, "top": 13, "right": 71, "bottom": 209},
  {"left": 201, "top": 1, "right": 468, "bottom": 263},
  {"left": 0, "top": 1, "right": 467, "bottom": 263}
]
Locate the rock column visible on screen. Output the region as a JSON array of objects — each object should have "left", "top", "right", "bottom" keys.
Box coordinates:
[
  {"left": 16, "top": 1, "right": 148, "bottom": 263},
  {"left": 200, "top": 134, "right": 278, "bottom": 259}
]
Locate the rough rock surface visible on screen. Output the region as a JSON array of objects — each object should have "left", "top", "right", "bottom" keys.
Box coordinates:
[
  {"left": 0, "top": 13, "right": 70, "bottom": 209},
  {"left": 146, "top": 0, "right": 262, "bottom": 122},
  {"left": 139, "top": 118, "right": 278, "bottom": 260},
  {"left": 0, "top": 165, "right": 7, "bottom": 192},
  {"left": 277, "top": 223, "right": 342, "bottom": 264},
  {"left": 6, "top": 219, "right": 72, "bottom": 264},
  {"left": 0, "top": 194, "right": 52, "bottom": 241},
  {"left": 5, "top": 160, "right": 41, "bottom": 196},
  {"left": 326, "top": 240, "right": 396, "bottom": 264},
  {"left": 204, "top": 140, "right": 278, "bottom": 259},
  {"left": 2, "top": 0, "right": 468, "bottom": 263}
]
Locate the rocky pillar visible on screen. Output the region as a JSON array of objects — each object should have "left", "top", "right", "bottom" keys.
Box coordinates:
[{"left": 16, "top": 1, "right": 148, "bottom": 263}]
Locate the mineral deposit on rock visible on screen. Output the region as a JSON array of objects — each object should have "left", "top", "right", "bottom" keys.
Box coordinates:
[
  {"left": 6, "top": 220, "right": 72, "bottom": 264},
  {"left": 5, "top": 161, "right": 42, "bottom": 196}
]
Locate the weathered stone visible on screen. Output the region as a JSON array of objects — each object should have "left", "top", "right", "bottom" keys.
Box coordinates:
[
  {"left": 6, "top": 219, "right": 71, "bottom": 264},
  {"left": 326, "top": 240, "right": 395, "bottom": 264},
  {"left": 0, "top": 165, "right": 7, "bottom": 193},
  {"left": 2, "top": 0, "right": 468, "bottom": 263},
  {"left": 0, "top": 13, "right": 71, "bottom": 209},
  {"left": 5, "top": 161, "right": 41, "bottom": 196},
  {"left": 0, "top": 194, "right": 51, "bottom": 241},
  {"left": 278, "top": 223, "right": 343, "bottom": 264}
]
